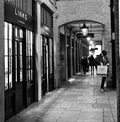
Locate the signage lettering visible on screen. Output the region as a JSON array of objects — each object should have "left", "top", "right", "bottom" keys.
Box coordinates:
[{"left": 15, "top": 9, "right": 28, "bottom": 20}]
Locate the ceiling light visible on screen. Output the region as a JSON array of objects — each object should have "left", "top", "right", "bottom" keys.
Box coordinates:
[
  {"left": 87, "top": 36, "right": 91, "bottom": 41},
  {"left": 89, "top": 40, "right": 93, "bottom": 45},
  {"left": 81, "top": 21, "right": 88, "bottom": 36}
]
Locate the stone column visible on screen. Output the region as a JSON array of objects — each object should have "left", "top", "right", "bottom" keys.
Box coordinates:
[
  {"left": 35, "top": 0, "right": 43, "bottom": 101},
  {"left": 65, "top": 25, "right": 68, "bottom": 80},
  {"left": 115, "top": 0, "right": 120, "bottom": 121},
  {"left": 104, "top": 25, "right": 112, "bottom": 88},
  {"left": 70, "top": 30, "right": 72, "bottom": 76},
  {"left": 0, "top": 0, "right": 4, "bottom": 121}
]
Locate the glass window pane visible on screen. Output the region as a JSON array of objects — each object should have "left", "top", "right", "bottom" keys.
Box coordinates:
[
  {"left": 4, "top": 22, "right": 8, "bottom": 39},
  {"left": 5, "top": 57, "right": 8, "bottom": 69},
  {"left": 30, "top": 32, "right": 33, "bottom": 43},
  {"left": 28, "top": 44, "right": 31, "bottom": 56},
  {"left": 26, "top": 70, "right": 28, "bottom": 81},
  {"left": 29, "top": 70, "right": 31, "bottom": 81},
  {"left": 26, "top": 70, "right": 30, "bottom": 81},
  {"left": 15, "top": 56, "right": 17, "bottom": 70},
  {"left": 26, "top": 30, "right": 28, "bottom": 43},
  {"left": 9, "top": 56, "right": 12, "bottom": 88},
  {"left": 9, "top": 56, "right": 12, "bottom": 73},
  {"left": 5, "top": 72, "right": 8, "bottom": 90},
  {"left": 30, "top": 57, "right": 33, "bottom": 68},
  {"left": 49, "top": 39, "right": 52, "bottom": 56},
  {"left": 20, "top": 56, "right": 23, "bottom": 68},
  {"left": 20, "top": 29, "right": 23, "bottom": 38},
  {"left": 15, "top": 42, "right": 17, "bottom": 55},
  {"left": 20, "top": 69, "right": 23, "bottom": 82},
  {"left": 15, "top": 69, "right": 17, "bottom": 82},
  {"left": 9, "top": 40, "right": 12, "bottom": 55},
  {"left": 27, "top": 31, "right": 29, "bottom": 43},
  {"left": 30, "top": 32, "right": 33, "bottom": 56},
  {"left": 30, "top": 45, "right": 32, "bottom": 56},
  {"left": 5, "top": 56, "right": 8, "bottom": 90},
  {"left": 9, "top": 24, "right": 12, "bottom": 40},
  {"left": 20, "top": 43, "right": 22, "bottom": 55},
  {"left": 26, "top": 44, "right": 28, "bottom": 56},
  {"left": 4, "top": 39, "right": 8, "bottom": 55},
  {"left": 15, "top": 28, "right": 18, "bottom": 37},
  {"left": 31, "top": 69, "right": 33, "bottom": 80},
  {"left": 4, "top": 22, "right": 14, "bottom": 90},
  {"left": 26, "top": 57, "right": 30, "bottom": 69},
  {"left": 26, "top": 30, "right": 34, "bottom": 82},
  {"left": 9, "top": 72, "right": 12, "bottom": 88}
]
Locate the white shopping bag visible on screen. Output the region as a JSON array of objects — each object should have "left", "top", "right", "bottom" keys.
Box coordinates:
[{"left": 97, "top": 65, "right": 108, "bottom": 76}]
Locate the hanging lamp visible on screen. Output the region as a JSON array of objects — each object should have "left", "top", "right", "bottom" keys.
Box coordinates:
[{"left": 81, "top": 21, "right": 88, "bottom": 36}]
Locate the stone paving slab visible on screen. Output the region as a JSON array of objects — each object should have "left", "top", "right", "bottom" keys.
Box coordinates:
[{"left": 6, "top": 73, "right": 117, "bottom": 122}]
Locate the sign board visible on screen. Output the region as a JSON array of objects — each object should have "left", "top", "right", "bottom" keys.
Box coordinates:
[{"left": 4, "top": 3, "right": 34, "bottom": 31}]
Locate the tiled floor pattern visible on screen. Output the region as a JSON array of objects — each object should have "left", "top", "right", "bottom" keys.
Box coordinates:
[{"left": 6, "top": 72, "right": 117, "bottom": 122}]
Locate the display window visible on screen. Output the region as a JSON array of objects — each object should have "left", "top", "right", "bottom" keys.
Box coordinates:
[{"left": 4, "top": 22, "right": 13, "bottom": 90}]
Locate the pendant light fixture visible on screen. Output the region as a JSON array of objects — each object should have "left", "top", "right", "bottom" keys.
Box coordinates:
[{"left": 81, "top": 21, "right": 88, "bottom": 36}]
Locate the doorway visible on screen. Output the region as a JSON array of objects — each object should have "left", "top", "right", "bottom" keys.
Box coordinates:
[
  {"left": 4, "top": 22, "right": 35, "bottom": 120},
  {"left": 41, "top": 35, "right": 54, "bottom": 96}
]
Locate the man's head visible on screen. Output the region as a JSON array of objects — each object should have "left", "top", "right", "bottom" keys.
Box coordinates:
[{"left": 102, "top": 50, "right": 107, "bottom": 56}]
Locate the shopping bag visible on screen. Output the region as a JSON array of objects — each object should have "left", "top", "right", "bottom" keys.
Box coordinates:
[{"left": 97, "top": 65, "right": 108, "bottom": 77}]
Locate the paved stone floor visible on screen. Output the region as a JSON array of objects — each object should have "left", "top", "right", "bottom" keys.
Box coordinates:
[{"left": 6, "top": 72, "right": 117, "bottom": 122}]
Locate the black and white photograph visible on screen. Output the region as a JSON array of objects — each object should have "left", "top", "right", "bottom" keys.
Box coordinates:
[{"left": 0, "top": 0, "right": 119, "bottom": 122}]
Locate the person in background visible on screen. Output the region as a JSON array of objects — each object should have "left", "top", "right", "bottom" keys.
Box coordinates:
[
  {"left": 88, "top": 55, "right": 95, "bottom": 75},
  {"left": 81, "top": 56, "right": 88, "bottom": 74},
  {"left": 95, "top": 54, "right": 102, "bottom": 70},
  {"left": 99, "top": 50, "right": 109, "bottom": 92}
]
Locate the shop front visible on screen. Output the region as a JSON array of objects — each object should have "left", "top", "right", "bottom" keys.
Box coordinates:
[
  {"left": 4, "top": 0, "right": 36, "bottom": 120},
  {"left": 41, "top": 4, "right": 54, "bottom": 96}
]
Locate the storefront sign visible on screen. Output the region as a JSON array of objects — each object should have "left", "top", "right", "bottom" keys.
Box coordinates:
[
  {"left": 5, "top": 3, "right": 34, "bottom": 31},
  {"left": 15, "top": 9, "right": 28, "bottom": 21}
]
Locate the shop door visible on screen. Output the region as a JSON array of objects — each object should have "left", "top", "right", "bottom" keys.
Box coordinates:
[
  {"left": 49, "top": 38, "right": 54, "bottom": 91},
  {"left": 26, "top": 30, "right": 35, "bottom": 105},
  {"left": 42, "top": 36, "right": 49, "bottom": 96},
  {"left": 5, "top": 23, "right": 36, "bottom": 120},
  {"left": 4, "top": 24, "right": 26, "bottom": 120},
  {"left": 5, "top": 22, "right": 15, "bottom": 120},
  {"left": 14, "top": 26, "right": 25, "bottom": 113}
]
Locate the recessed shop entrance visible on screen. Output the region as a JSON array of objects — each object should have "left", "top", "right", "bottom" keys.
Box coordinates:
[
  {"left": 41, "top": 35, "right": 54, "bottom": 96},
  {"left": 5, "top": 22, "right": 35, "bottom": 120},
  {"left": 14, "top": 26, "right": 25, "bottom": 113}
]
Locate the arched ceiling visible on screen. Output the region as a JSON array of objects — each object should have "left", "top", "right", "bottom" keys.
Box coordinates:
[
  {"left": 64, "top": 20, "right": 105, "bottom": 43},
  {"left": 56, "top": 0, "right": 111, "bottom": 45}
]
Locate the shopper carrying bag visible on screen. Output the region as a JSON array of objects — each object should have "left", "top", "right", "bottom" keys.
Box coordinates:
[
  {"left": 97, "top": 65, "right": 108, "bottom": 77},
  {"left": 97, "top": 50, "right": 109, "bottom": 92}
]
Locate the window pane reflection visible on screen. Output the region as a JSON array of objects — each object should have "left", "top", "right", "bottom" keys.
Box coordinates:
[
  {"left": 4, "top": 39, "right": 8, "bottom": 55},
  {"left": 20, "top": 69, "right": 23, "bottom": 82},
  {"left": 20, "top": 29, "right": 23, "bottom": 38},
  {"left": 26, "top": 30, "right": 33, "bottom": 82},
  {"left": 4, "top": 22, "right": 13, "bottom": 90},
  {"left": 9, "top": 24, "right": 12, "bottom": 40}
]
